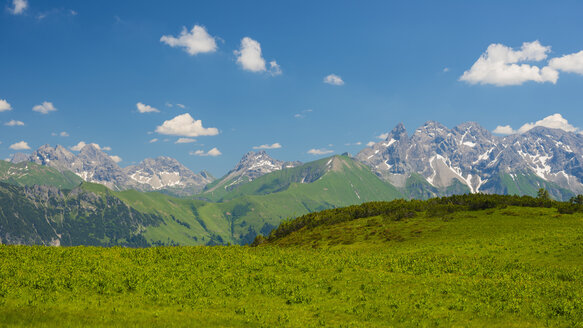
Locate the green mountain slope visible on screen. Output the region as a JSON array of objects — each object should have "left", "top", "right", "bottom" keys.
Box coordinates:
[
  {"left": 192, "top": 156, "right": 403, "bottom": 244},
  {"left": 0, "top": 182, "right": 161, "bottom": 246},
  {"left": 483, "top": 171, "right": 575, "bottom": 201},
  {"left": 0, "top": 160, "right": 82, "bottom": 189}
]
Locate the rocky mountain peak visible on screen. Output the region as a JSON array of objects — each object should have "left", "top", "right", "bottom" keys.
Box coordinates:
[
  {"left": 206, "top": 151, "right": 302, "bottom": 193},
  {"left": 232, "top": 151, "right": 283, "bottom": 175},
  {"left": 388, "top": 123, "right": 408, "bottom": 141}
]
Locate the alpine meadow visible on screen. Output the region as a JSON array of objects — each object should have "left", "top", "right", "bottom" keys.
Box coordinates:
[{"left": 2, "top": 1, "right": 583, "bottom": 327}]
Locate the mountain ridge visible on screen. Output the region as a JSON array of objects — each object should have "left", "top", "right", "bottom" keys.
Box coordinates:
[
  {"left": 11, "top": 144, "right": 213, "bottom": 194},
  {"left": 357, "top": 121, "right": 583, "bottom": 200}
]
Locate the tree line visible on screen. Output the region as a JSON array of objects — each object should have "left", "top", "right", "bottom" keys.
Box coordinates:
[{"left": 253, "top": 189, "right": 583, "bottom": 245}]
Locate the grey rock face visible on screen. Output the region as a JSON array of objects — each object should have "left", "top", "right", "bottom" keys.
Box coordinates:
[
  {"left": 229, "top": 151, "right": 300, "bottom": 181},
  {"left": 357, "top": 121, "right": 583, "bottom": 194},
  {"left": 124, "top": 156, "right": 214, "bottom": 192}
]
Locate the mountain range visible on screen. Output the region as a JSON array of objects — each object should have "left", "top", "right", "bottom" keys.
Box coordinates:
[
  {"left": 357, "top": 121, "right": 581, "bottom": 200},
  {"left": 2, "top": 119, "right": 583, "bottom": 246},
  {"left": 11, "top": 144, "right": 214, "bottom": 195}
]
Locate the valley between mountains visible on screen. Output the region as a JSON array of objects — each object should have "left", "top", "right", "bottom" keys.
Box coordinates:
[{"left": 2, "top": 120, "right": 583, "bottom": 246}]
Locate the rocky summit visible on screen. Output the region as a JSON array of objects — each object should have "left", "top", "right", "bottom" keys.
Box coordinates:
[{"left": 204, "top": 151, "right": 301, "bottom": 194}]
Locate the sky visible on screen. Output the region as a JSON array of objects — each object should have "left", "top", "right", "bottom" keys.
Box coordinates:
[{"left": 2, "top": 0, "right": 583, "bottom": 177}]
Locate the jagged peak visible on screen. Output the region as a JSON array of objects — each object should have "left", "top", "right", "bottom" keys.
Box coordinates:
[
  {"left": 37, "top": 144, "right": 54, "bottom": 151},
  {"left": 389, "top": 123, "right": 408, "bottom": 139},
  {"left": 454, "top": 121, "right": 484, "bottom": 131},
  {"left": 421, "top": 120, "right": 447, "bottom": 129},
  {"left": 79, "top": 143, "right": 103, "bottom": 154}
]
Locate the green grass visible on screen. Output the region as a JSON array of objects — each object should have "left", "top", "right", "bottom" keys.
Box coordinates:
[
  {"left": 1, "top": 205, "right": 582, "bottom": 327},
  {"left": 0, "top": 160, "right": 82, "bottom": 189}
]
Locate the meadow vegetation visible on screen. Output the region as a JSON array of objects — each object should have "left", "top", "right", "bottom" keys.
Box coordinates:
[{"left": 1, "top": 192, "right": 582, "bottom": 327}]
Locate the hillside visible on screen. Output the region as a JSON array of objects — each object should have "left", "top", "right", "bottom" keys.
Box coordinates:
[
  {"left": 0, "top": 182, "right": 161, "bottom": 246},
  {"left": 193, "top": 155, "right": 403, "bottom": 243},
  {"left": 1, "top": 194, "right": 582, "bottom": 327},
  {"left": 0, "top": 160, "right": 82, "bottom": 189}
]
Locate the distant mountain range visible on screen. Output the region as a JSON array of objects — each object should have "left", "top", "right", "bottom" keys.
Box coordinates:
[
  {"left": 11, "top": 144, "right": 213, "bottom": 195},
  {"left": 2, "top": 119, "right": 583, "bottom": 246},
  {"left": 357, "top": 121, "right": 582, "bottom": 200},
  {"left": 10, "top": 120, "right": 582, "bottom": 200}
]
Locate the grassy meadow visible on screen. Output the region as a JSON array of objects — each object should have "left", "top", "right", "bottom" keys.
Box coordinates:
[{"left": 1, "top": 200, "right": 583, "bottom": 327}]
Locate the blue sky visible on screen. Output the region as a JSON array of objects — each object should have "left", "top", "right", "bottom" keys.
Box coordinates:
[{"left": 2, "top": 0, "right": 583, "bottom": 176}]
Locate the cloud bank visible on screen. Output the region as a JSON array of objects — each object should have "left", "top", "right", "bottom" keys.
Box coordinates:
[
  {"left": 32, "top": 101, "right": 57, "bottom": 114},
  {"left": 461, "top": 41, "right": 583, "bottom": 86},
  {"left": 307, "top": 148, "right": 333, "bottom": 155},
  {"left": 10, "top": 141, "right": 30, "bottom": 150},
  {"left": 190, "top": 147, "right": 221, "bottom": 157},
  {"left": 253, "top": 143, "right": 282, "bottom": 150},
  {"left": 493, "top": 113, "right": 578, "bottom": 135},
  {"left": 136, "top": 102, "right": 159, "bottom": 113},
  {"left": 4, "top": 120, "right": 24, "bottom": 126}
]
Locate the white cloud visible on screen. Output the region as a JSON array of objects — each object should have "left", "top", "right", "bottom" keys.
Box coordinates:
[
  {"left": 4, "top": 120, "right": 24, "bottom": 126},
  {"left": 149, "top": 138, "right": 158, "bottom": 143},
  {"left": 460, "top": 41, "right": 558, "bottom": 86},
  {"left": 190, "top": 147, "right": 222, "bottom": 157},
  {"left": 109, "top": 155, "right": 122, "bottom": 163},
  {"left": 0, "top": 99, "right": 12, "bottom": 112},
  {"left": 366, "top": 141, "right": 375, "bottom": 147},
  {"left": 443, "top": 67, "right": 450, "bottom": 72},
  {"left": 493, "top": 113, "right": 579, "bottom": 135},
  {"left": 71, "top": 141, "right": 88, "bottom": 151},
  {"left": 155, "top": 113, "right": 218, "bottom": 137},
  {"left": 9, "top": 0, "right": 27, "bottom": 15},
  {"left": 136, "top": 102, "right": 159, "bottom": 113},
  {"left": 60, "top": 131, "right": 69, "bottom": 137},
  {"left": 32, "top": 101, "right": 57, "bottom": 114},
  {"left": 492, "top": 125, "right": 516, "bottom": 135},
  {"left": 235, "top": 37, "right": 266, "bottom": 72},
  {"left": 269, "top": 61, "right": 282, "bottom": 76},
  {"left": 175, "top": 137, "right": 196, "bottom": 144},
  {"left": 70, "top": 141, "right": 104, "bottom": 151},
  {"left": 9, "top": 141, "right": 30, "bottom": 150},
  {"left": 234, "top": 37, "right": 281, "bottom": 75},
  {"left": 307, "top": 148, "right": 333, "bottom": 155},
  {"left": 344, "top": 142, "right": 362, "bottom": 146},
  {"left": 253, "top": 143, "right": 282, "bottom": 150},
  {"left": 160, "top": 25, "right": 217, "bottom": 56},
  {"left": 376, "top": 133, "right": 389, "bottom": 140},
  {"left": 294, "top": 109, "right": 312, "bottom": 119},
  {"left": 176, "top": 103, "right": 186, "bottom": 109},
  {"left": 323, "top": 74, "right": 344, "bottom": 86},
  {"left": 165, "top": 102, "right": 173, "bottom": 108},
  {"left": 549, "top": 50, "right": 583, "bottom": 75}
]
